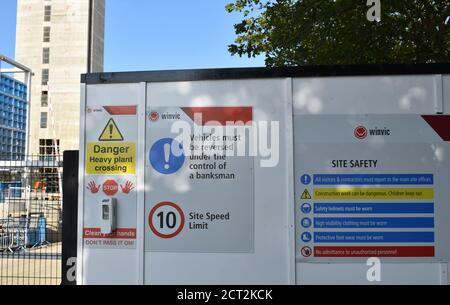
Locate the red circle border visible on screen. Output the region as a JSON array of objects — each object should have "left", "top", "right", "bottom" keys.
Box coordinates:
[{"left": 148, "top": 202, "right": 185, "bottom": 239}]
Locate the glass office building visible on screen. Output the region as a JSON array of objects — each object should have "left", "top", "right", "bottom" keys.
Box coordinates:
[{"left": 0, "top": 74, "right": 27, "bottom": 160}]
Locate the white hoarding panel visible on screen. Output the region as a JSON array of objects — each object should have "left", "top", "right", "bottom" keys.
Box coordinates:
[
  {"left": 81, "top": 84, "right": 142, "bottom": 284},
  {"left": 144, "top": 79, "right": 293, "bottom": 284},
  {"left": 294, "top": 114, "right": 450, "bottom": 262},
  {"left": 292, "top": 76, "right": 441, "bottom": 115}
]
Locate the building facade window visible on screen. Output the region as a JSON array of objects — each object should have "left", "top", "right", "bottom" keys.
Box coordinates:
[
  {"left": 43, "top": 26, "right": 51, "bottom": 42},
  {"left": 40, "top": 112, "right": 48, "bottom": 128},
  {"left": 38, "top": 139, "right": 61, "bottom": 193},
  {"left": 39, "top": 139, "right": 60, "bottom": 156},
  {"left": 43, "top": 47, "right": 50, "bottom": 64},
  {"left": 42, "top": 69, "right": 49, "bottom": 85},
  {"left": 41, "top": 91, "right": 48, "bottom": 107},
  {"left": 44, "top": 5, "right": 52, "bottom": 22}
]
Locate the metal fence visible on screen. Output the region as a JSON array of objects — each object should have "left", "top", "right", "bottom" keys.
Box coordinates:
[{"left": 0, "top": 154, "right": 63, "bottom": 285}]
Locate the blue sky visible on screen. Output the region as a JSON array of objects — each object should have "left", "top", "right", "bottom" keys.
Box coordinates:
[{"left": 0, "top": 0, "right": 265, "bottom": 71}]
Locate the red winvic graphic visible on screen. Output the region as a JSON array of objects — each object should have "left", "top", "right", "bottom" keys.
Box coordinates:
[
  {"left": 103, "top": 105, "right": 137, "bottom": 115},
  {"left": 422, "top": 115, "right": 450, "bottom": 141},
  {"left": 103, "top": 180, "right": 119, "bottom": 196},
  {"left": 354, "top": 126, "right": 368, "bottom": 139},
  {"left": 181, "top": 107, "right": 253, "bottom": 125}
]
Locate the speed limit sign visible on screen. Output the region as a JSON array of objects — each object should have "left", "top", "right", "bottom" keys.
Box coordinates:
[{"left": 148, "top": 202, "right": 185, "bottom": 239}]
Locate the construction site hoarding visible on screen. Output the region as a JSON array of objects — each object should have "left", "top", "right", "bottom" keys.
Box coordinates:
[{"left": 79, "top": 64, "right": 450, "bottom": 285}]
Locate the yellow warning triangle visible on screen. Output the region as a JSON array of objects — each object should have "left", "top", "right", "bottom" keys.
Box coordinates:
[
  {"left": 301, "top": 189, "right": 312, "bottom": 200},
  {"left": 99, "top": 118, "right": 124, "bottom": 141}
]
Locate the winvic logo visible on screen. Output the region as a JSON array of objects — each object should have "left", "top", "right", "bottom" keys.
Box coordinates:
[
  {"left": 354, "top": 126, "right": 391, "bottom": 139},
  {"left": 149, "top": 111, "right": 159, "bottom": 122},
  {"left": 149, "top": 111, "right": 182, "bottom": 122},
  {"left": 86, "top": 107, "right": 103, "bottom": 114}
]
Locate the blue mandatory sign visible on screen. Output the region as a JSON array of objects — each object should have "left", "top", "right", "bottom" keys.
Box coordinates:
[
  {"left": 301, "top": 203, "right": 312, "bottom": 214},
  {"left": 150, "top": 138, "right": 185, "bottom": 175},
  {"left": 301, "top": 217, "right": 312, "bottom": 229},
  {"left": 301, "top": 232, "right": 312, "bottom": 243},
  {"left": 300, "top": 174, "right": 312, "bottom": 185}
]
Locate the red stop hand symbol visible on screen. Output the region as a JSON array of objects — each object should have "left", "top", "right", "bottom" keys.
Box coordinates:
[
  {"left": 87, "top": 181, "right": 101, "bottom": 194},
  {"left": 120, "top": 181, "right": 135, "bottom": 194}
]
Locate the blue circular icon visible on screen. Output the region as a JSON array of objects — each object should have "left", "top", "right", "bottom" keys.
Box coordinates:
[
  {"left": 300, "top": 174, "right": 312, "bottom": 185},
  {"left": 301, "top": 232, "right": 312, "bottom": 243},
  {"left": 301, "top": 217, "right": 312, "bottom": 229},
  {"left": 150, "top": 138, "right": 185, "bottom": 175},
  {"left": 301, "top": 203, "right": 312, "bottom": 214}
]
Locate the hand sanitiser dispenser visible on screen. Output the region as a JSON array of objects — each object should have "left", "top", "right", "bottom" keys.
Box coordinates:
[{"left": 100, "top": 198, "right": 116, "bottom": 234}]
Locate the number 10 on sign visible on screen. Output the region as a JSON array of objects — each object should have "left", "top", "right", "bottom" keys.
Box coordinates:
[{"left": 149, "top": 202, "right": 185, "bottom": 239}]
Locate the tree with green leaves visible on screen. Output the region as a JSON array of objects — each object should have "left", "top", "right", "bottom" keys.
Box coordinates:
[{"left": 226, "top": 0, "right": 450, "bottom": 66}]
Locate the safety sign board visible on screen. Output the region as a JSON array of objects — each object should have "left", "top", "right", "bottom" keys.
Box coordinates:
[
  {"left": 86, "top": 142, "right": 136, "bottom": 175},
  {"left": 145, "top": 106, "right": 255, "bottom": 253},
  {"left": 295, "top": 114, "right": 450, "bottom": 261},
  {"left": 83, "top": 104, "right": 138, "bottom": 249}
]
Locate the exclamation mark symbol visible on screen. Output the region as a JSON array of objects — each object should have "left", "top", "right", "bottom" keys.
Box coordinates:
[
  {"left": 109, "top": 123, "right": 113, "bottom": 139},
  {"left": 164, "top": 143, "right": 171, "bottom": 170}
]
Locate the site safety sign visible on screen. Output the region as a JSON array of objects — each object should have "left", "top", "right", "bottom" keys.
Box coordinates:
[
  {"left": 144, "top": 106, "right": 255, "bottom": 253},
  {"left": 83, "top": 105, "right": 138, "bottom": 249},
  {"left": 295, "top": 114, "right": 450, "bottom": 261}
]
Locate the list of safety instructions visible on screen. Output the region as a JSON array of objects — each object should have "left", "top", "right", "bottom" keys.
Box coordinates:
[{"left": 295, "top": 115, "right": 450, "bottom": 261}]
